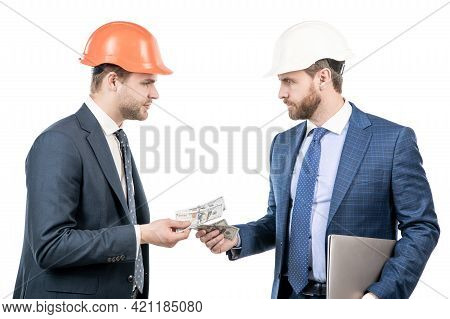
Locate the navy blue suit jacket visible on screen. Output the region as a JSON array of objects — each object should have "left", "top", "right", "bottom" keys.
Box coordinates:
[
  {"left": 14, "top": 104, "right": 150, "bottom": 299},
  {"left": 228, "top": 103, "right": 439, "bottom": 299}
]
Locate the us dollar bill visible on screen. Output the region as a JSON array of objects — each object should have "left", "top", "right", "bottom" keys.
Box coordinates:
[
  {"left": 175, "top": 197, "right": 225, "bottom": 228},
  {"left": 196, "top": 219, "right": 239, "bottom": 240},
  {"left": 175, "top": 197, "right": 239, "bottom": 239}
]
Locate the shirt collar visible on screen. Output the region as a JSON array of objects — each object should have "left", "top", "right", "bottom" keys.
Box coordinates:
[
  {"left": 305, "top": 98, "right": 352, "bottom": 136},
  {"left": 85, "top": 96, "right": 122, "bottom": 135}
]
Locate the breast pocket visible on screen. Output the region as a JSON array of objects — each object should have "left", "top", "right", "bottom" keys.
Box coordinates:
[{"left": 353, "top": 168, "right": 390, "bottom": 185}]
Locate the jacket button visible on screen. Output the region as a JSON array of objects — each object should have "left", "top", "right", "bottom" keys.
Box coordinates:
[
  {"left": 280, "top": 241, "right": 283, "bottom": 247},
  {"left": 128, "top": 275, "right": 134, "bottom": 283}
]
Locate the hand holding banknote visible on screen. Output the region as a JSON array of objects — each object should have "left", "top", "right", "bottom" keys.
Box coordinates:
[
  {"left": 139, "top": 219, "right": 191, "bottom": 248},
  {"left": 196, "top": 228, "right": 238, "bottom": 254},
  {"left": 175, "top": 196, "right": 240, "bottom": 253}
]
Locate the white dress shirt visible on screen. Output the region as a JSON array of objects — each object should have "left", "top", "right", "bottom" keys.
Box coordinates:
[
  {"left": 289, "top": 99, "right": 352, "bottom": 282},
  {"left": 85, "top": 96, "right": 141, "bottom": 259}
]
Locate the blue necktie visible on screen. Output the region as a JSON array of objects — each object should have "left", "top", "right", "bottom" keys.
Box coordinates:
[
  {"left": 114, "top": 129, "right": 145, "bottom": 294},
  {"left": 288, "top": 127, "right": 329, "bottom": 294}
]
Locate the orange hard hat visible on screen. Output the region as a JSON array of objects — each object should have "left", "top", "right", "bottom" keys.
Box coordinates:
[{"left": 80, "top": 21, "right": 172, "bottom": 75}]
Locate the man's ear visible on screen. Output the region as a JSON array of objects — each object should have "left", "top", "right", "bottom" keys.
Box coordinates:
[
  {"left": 319, "top": 68, "right": 332, "bottom": 83},
  {"left": 105, "top": 72, "right": 119, "bottom": 92},
  {"left": 318, "top": 68, "right": 332, "bottom": 89}
]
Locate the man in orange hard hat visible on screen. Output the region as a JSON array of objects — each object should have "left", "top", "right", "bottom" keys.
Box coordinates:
[{"left": 13, "top": 21, "right": 190, "bottom": 299}]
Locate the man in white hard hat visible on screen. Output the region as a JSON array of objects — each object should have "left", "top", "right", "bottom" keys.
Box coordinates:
[{"left": 196, "top": 21, "right": 439, "bottom": 299}]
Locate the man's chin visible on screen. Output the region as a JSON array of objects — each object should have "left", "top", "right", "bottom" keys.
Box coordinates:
[
  {"left": 288, "top": 109, "right": 305, "bottom": 121},
  {"left": 136, "top": 114, "right": 148, "bottom": 121},
  {"left": 139, "top": 109, "right": 149, "bottom": 121}
]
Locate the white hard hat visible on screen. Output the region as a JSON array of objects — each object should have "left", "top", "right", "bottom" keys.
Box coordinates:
[{"left": 266, "top": 21, "right": 353, "bottom": 76}]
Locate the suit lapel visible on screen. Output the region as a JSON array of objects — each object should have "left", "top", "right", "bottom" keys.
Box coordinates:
[
  {"left": 75, "top": 104, "right": 131, "bottom": 223},
  {"left": 327, "top": 104, "right": 372, "bottom": 228},
  {"left": 277, "top": 122, "right": 307, "bottom": 240}
]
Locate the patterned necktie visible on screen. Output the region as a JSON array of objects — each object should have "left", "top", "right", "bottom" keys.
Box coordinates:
[
  {"left": 114, "top": 129, "right": 145, "bottom": 294},
  {"left": 288, "top": 127, "right": 329, "bottom": 294}
]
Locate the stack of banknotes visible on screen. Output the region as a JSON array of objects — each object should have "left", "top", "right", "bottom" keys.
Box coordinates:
[{"left": 175, "top": 197, "right": 239, "bottom": 240}]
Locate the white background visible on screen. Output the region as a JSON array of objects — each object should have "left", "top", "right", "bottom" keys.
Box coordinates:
[{"left": 0, "top": 0, "right": 449, "bottom": 310}]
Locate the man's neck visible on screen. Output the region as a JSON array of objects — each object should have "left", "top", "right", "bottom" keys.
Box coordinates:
[
  {"left": 90, "top": 93, "right": 124, "bottom": 127},
  {"left": 310, "top": 94, "right": 345, "bottom": 127}
]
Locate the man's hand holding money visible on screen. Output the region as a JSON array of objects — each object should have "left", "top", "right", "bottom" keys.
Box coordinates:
[{"left": 195, "top": 229, "right": 239, "bottom": 254}]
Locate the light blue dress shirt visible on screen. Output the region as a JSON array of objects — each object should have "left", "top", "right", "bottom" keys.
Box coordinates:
[{"left": 289, "top": 100, "right": 352, "bottom": 282}]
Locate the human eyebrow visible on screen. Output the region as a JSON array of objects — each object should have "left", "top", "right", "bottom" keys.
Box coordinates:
[
  {"left": 141, "top": 79, "right": 156, "bottom": 84},
  {"left": 280, "top": 77, "right": 295, "bottom": 83}
]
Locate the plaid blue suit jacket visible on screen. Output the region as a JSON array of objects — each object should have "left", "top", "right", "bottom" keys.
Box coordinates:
[{"left": 229, "top": 102, "right": 439, "bottom": 299}]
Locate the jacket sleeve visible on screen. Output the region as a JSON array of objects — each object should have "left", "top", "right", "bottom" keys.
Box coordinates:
[
  {"left": 26, "top": 130, "right": 137, "bottom": 270},
  {"left": 227, "top": 133, "right": 279, "bottom": 260},
  {"left": 367, "top": 127, "right": 440, "bottom": 298}
]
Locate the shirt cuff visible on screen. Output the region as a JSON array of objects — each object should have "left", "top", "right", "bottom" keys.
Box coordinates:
[
  {"left": 229, "top": 233, "right": 242, "bottom": 259},
  {"left": 235, "top": 233, "right": 241, "bottom": 248},
  {"left": 134, "top": 225, "right": 141, "bottom": 260}
]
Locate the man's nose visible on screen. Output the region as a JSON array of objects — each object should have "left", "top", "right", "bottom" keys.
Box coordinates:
[
  {"left": 149, "top": 87, "right": 159, "bottom": 100},
  {"left": 278, "top": 86, "right": 288, "bottom": 100}
]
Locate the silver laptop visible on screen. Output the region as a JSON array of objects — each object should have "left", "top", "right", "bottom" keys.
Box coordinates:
[{"left": 326, "top": 234, "right": 396, "bottom": 299}]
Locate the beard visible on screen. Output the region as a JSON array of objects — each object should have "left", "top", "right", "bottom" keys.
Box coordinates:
[
  {"left": 285, "top": 84, "right": 321, "bottom": 120},
  {"left": 118, "top": 92, "right": 149, "bottom": 121}
]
